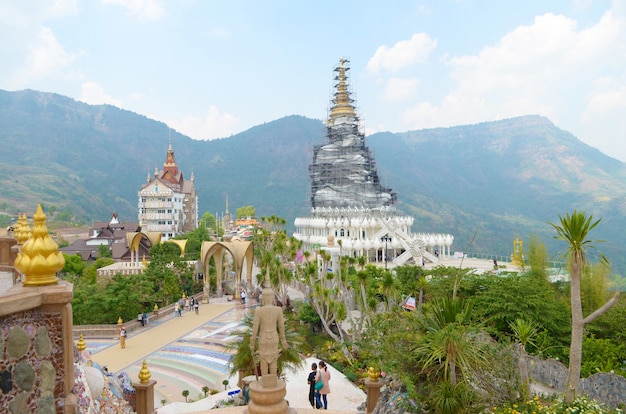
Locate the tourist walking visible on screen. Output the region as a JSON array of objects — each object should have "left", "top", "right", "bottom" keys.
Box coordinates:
[
  {"left": 315, "top": 360, "right": 331, "bottom": 409},
  {"left": 308, "top": 362, "right": 321, "bottom": 409},
  {"left": 119, "top": 326, "right": 127, "bottom": 349},
  {"left": 194, "top": 300, "right": 199, "bottom": 314},
  {"left": 241, "top": 288, "right": 246, "bottom": 304},
  {"left": 138, "top": 312, "right": 144, "bottom": 326}
]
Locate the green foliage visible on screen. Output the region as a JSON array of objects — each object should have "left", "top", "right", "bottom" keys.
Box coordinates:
[
  {"left": 98, "top": 244, "right": 112, "bottom": 258},
  {"left": 296, "top": 301, "right": 321, "bottom": 327},
  {"left": 527, "top": 234, "right": 549, "bottom": 279},
  {"left": 492, "top": 395, "right": 622, "bottom": 413},
  {"left": 71, "top": 241, "right": 202, "bottom": 324},
  {"left": 61, "top": 253, "right": 86, "bottom": 280},
  {"left": 176, "top": 225, "right": 210, "bottom": 260},
  {"left": 463, "top": 274, "right": 570, "bottom": 358},
  {"left": 581, "top": 334, "right": 626, "bottom": 377},
  {"left": 236, "top": 206, "right": 256, "bottom": 218}
]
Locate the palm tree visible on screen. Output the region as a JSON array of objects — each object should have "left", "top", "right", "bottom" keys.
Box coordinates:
[
  {"left": 549, "top": 210, "right": 619, "bottom": 404},
  {"left": 182, "top": 389, "right": 189, "bottom": 402},
  {"left": 414, "top": 297, "right": 489, "bottom": 412},
  {"left": 510, "top": 318, "right": 538, "bottom": 400},
  {"left": 378, "top": 270, "right": 398, "bottom": 312}
]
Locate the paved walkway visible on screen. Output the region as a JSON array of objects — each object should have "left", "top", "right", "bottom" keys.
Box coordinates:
[
  {"left": 92, "top": 301, "right": 235, "bottom": 373},
  {"left": 89, "top": 296, "right": 365, "bottom": 412}
]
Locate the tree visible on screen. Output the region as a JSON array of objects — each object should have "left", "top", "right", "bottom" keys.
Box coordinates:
[
  {"left": 414, "top": 297, "right": 490, "bottom": 413},
  {"left": 202, "top": 386, "right": 209, "bottom": 397},
  {"left": 98, "top": 243, "right": 112, "bottom": 258},
  {"left": 509, "top": 318, "right": 538, "bottom": 400},
  {"left": 199, "top": 212, "right": 220, "bottom": 237},
  {"left": 236, "top": 205, "right": 256, "bottom": 219},
  {"left": 222, "top": 379, "right": 229, "bottom": 390},
  {"left": 182, "top": 389, "right": 189, "bottom": 402},
  {"left": 527, "top": 234, "right": 548, "bottom": 280},
  {"left": 549, "top": 210, "right": 620, "bottom": 404}
]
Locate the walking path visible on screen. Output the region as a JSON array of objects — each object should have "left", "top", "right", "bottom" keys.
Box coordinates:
[
  {"left": 93, "top": 302, "right": 235, "bottom": 373},
  {"left": 89, "top": 296, "right": 365, "bottom": 412}
]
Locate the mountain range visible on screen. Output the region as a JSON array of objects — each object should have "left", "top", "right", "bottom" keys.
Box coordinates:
[{"left": 2, "top": 89, "right": 626, "bottom": 274}]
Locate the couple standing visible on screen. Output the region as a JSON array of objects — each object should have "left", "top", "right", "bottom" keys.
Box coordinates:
[{"left": 307, "top": 361, "right": 331, "bottom": 410}]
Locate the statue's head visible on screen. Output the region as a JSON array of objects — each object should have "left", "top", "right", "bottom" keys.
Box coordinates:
[{"left": 262, "top": 286, "right": 274, "bottom": 306}]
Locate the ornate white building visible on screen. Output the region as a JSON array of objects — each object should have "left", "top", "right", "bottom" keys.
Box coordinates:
[
  {"left": 138, "top": 140, "right": 198, "bottom": 241},
  {"left": 293, "top": 59, "right": 453, "bottom": 267}
]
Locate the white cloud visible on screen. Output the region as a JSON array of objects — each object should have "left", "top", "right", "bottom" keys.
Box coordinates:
[
  {"left": 79, "top": 82, "right": 123, "bottom": 107},
  {"left": 367, "top": 33, "right": 437, "bottom": 73},
  {"left": 583, "top": 76, "right": 626, "bottom": 122},
  {"left": 383, "top": 78, "right": 419, "bottom": 101},
  {"left": 400, "top": 8, "right": 626, "bottom": 136},
  {"left": 25, "top": 27, "right": 75, "bottom": 80},
  {"left": 166, "top": 106, "right": 241, "bottom": 140},
  {"left": 102, "top": 0, "right": 164, "bottom": 21}
]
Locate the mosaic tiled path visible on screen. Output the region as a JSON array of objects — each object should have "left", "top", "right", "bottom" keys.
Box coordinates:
[{"left": 90, "top": 300, "right": 252, "bottom": 405}]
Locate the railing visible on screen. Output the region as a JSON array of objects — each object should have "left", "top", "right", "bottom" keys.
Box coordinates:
[{"left": 465, "top": 252, "right": 565, "bottom": 269}]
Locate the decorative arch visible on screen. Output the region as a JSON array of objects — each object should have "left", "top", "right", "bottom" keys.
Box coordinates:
[
  {"left": 125, "top": 231, "right": 162, "bottom": 266},
  {"left": 200, "top": 240, "right": 254, "bottom": 301},
  {"left": 165, "top": 239, "right": 187, "bottom": 257}
]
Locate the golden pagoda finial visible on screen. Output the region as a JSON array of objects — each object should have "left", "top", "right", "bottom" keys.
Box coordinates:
[
  {"left": 77, "top": 333, "right": 87, "bottom": 351},
  {"left": 14, "top": 213, "right": 32, "bottom": 245},
  {"left": 14, "top": 205, "right": 64, "bottom": 286},
  {"left": 138, "top": 360, "right": 152, "bottom": 383},
  {"left": 329, "top": 57, "right": 357, "bottom": 123}
]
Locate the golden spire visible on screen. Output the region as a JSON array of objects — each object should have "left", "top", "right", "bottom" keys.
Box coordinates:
[
  {"left": 14, "top": 205, "right": 65, "bottom": 286},
  {"left": 14, "top": 213, "right": 32, "bottom": 245},
  {"left": 77, "top": 333, "right": 87, "bottom": 351},
  {"left": 329, "top": 58, "right": 357, "bottom": 123},
  {"left": 138, "top": 360, "right": 152, "bottom": 383}
]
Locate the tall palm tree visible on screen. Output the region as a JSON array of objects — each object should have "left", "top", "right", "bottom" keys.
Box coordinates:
[
  {"left": 510, "top": 318, "right": 538, "bottom": 400},
  {"left": 549, "top": 210, "right": 619, "bottom": 404}
]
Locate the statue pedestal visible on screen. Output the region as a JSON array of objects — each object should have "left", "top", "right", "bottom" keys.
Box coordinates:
[
  {"left": 365, "top": 378, "right": 383, "bottom": 413},
  {"left": 243, "top": 378, "right": 295, "bottom": 414}
]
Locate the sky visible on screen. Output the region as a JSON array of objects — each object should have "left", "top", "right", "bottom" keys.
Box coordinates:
[{"left": 2, "top": 1, "right": 626, "bottom": 161}]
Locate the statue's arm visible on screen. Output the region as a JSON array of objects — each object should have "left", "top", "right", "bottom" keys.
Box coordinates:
[
  {"left": 250, "top": 314, "right": 260, "bottom": 352},
  {"left": 278, "top": 310, "right": 288, "bottom": 349}
]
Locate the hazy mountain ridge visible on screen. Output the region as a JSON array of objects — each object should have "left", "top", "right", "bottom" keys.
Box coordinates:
[{"left": 2, "top": 89, "right": 626, "bottom": 272}]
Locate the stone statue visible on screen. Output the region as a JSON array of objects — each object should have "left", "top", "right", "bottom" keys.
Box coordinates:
[{"left": 250, "top": 286, "right": 288, "bottom": 388}]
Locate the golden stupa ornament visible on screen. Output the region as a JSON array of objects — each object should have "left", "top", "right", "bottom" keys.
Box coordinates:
[
  {"left": 77, "top": 333, "right": 87, "bottom": 351},
  {"left": 138, "top": 360, "right": 152, "bottom": 383},
  {"left": 14, "top": 213, "right": 32, "bottom": 245},
  {"left": 367, "top": 366, "right": 380, "bottom": 381},
  {"left": 14, "top": 205, "right": 65, "bottom": 286}
]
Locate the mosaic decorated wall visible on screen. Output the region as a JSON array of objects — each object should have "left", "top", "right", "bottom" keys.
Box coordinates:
[{"left": 0, "top": 283, "right": 76, "bottom": 414}]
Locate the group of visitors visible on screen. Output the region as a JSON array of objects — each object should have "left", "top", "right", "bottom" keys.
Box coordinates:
[
  {"left": 137, "top": 312, "right": 149, "bottom": 326},
  {"left": 307, "top": 360, "right": 331, "bottom": 410},
  {"left": 174, "top": 296, "right": 200, "bottom": 316}
]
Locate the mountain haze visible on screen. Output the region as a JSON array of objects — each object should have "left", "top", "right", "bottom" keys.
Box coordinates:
[{"left": 2, "top": 89, "right": 626, "bottom": 273}]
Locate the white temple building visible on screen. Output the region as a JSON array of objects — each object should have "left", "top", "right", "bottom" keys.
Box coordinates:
[{"left": 293, "top": 59, "right": 453, "bottom": 267}]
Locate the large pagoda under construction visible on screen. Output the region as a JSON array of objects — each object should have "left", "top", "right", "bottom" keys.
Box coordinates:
[{"left": 294, "top": 58, "right": 453, "bottom": 267}]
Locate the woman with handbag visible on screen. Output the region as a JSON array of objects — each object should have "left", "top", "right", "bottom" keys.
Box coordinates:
[{"left": 315, "top": 360, "right": 331, "bottom": 409}]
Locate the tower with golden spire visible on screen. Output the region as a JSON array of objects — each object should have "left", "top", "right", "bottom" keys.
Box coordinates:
[{"left": 293, "top": 59, "right": 454, "bottom": 268}]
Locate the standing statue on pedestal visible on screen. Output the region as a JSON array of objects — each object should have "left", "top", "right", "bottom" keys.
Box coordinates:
[{"left": 249, "top": 285, "right": 289, "bottom": 388}]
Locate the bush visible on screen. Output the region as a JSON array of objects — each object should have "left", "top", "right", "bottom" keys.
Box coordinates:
[{"left": 492, "top": 395, "right": 622, "bottom": 413}]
